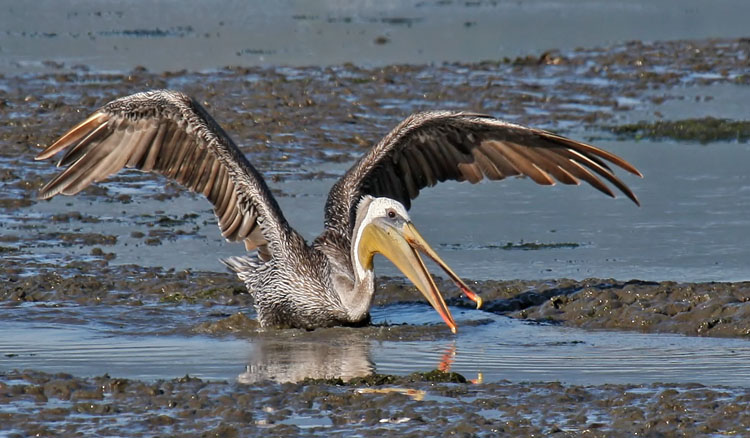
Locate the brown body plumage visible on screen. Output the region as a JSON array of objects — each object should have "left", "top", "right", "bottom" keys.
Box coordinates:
[{"left": 36, "top": 90, "right": 641, "bottom": 331}]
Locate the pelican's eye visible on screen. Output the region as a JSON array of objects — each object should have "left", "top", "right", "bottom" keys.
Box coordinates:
[{"left": 386, "top": 209, "right": 397, "bottom": 219}]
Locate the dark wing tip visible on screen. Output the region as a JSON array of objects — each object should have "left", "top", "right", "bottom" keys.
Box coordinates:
[
  {"left": 539, "top": 132, "right": 642, "bottom": 205},
  {"left": 622, "top": 186, "right": 641, "bottom": 206}
]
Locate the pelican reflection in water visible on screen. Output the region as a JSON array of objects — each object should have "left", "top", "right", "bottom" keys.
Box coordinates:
[
  {"left": 237, "top": 330, "right": 466, "bottom": 386},
  {"left": 36, "top": 90, "right": 641, "bottom": 332}
]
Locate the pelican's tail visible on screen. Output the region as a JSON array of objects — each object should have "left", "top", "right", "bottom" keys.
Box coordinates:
[{"left": 221, "top": 255, "right": 262, "bottom": 278}]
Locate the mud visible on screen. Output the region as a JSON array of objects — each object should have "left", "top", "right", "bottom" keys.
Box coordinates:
[
  {"left": 2, "top": 369, "right": 749, "bottom": 437},
  {"left": 3, "top": 36, "right": 750, "bottom": 436},
  {"left": 0, "top": 265, "right": 248, "bottom": 308},
  {"left": 2, "top": 39, "right": 749, "bottom": 189},
  {"left": 496, "top": 279, "right": 750, "bottom": 338},
  {"left": 2, "top": 261, "right": 749, "bottom": 339}
]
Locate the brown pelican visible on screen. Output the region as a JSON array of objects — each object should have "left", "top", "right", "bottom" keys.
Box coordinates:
[{"left": 36, "top": 90, "right": 641, "bottom": 332}]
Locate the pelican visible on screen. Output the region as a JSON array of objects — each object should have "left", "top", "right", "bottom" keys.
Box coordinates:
[{"left": 36, "top": 90, "right": 641, "bottom": 333}]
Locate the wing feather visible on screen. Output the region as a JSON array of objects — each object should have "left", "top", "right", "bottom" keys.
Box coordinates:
[
  {"left": 324, "top": 111, "right": 641, "bottom": 236},
  {"left": 490, "top": 141, "right": 556, "bottom": 185},
  {"left": 125, "top": 121, "right": 159, "bottom": 168},
  {"left": 457, "top": 161, "right": 483, "bottom": 183},
  {"left": 141, "top": 122, "right": 168, "bottom": 171},
  {"left": 209, "top": 165, "right": 228, "bottom": 207},
  {"left": 472, "top": 147, "right": 505, "bottom": 180},
  {"left": 36, "top": 90, "right": 293, "bottom": 258},
  {"left": 396, "top": 155, "right": 420, "bottom": 199},
  {"left": 38, "top": 113, "right": 109, "bottom": 161},
  {"left": 412, "top": 147, "right": 437, "bottom": 187},
  {"left": 201, "top": 159, "right": 222, "bottom": 197},
  {"left": 477, "top": 141, "right": 521, "bottom": 179},
  {"left": 58, "top": 120, "right": 111, "bottom": 167},
  {"left": 559, "top": 158, "right": 616, "bottom": 198},
  {"left": 507, "top": 144, "right": 579, "bottom": 185}
]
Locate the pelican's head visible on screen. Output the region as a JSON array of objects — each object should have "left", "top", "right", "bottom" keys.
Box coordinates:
[{"left": 353, "top": 196, "right": 482, "bottom": 333}]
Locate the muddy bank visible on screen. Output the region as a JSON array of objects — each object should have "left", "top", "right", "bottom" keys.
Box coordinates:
[
  {"left": 2, "top": 261, "right": 748, "bottom": 339},
  {"left": 378, "top": 277, "right": 750, "bottom": 340},
  {"left": 1, "top": 369, "right": 748, "bottom": 437},
  {"left": 467, "top": 278, "right": 750, "bottom": 338}
]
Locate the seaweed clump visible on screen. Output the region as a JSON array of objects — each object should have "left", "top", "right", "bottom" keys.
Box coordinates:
[{"left": 611, "top": 117, "right": 750, "bottom": 143}]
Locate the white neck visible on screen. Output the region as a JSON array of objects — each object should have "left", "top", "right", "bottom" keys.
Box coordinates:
[
  {"left": 337, "top": 196, "right": 378, "bottom": 321},
  {"left": 339, "top": 267, "right": 374, "bottom": 322}
]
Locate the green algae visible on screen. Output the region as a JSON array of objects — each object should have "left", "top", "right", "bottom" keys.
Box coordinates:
[
  {"left": 440, "top": 241, "right": 580, "bottom": 251},
  {"left": 499, "top": 241, "right": 580, "bottom": 250},
  {"left": 611, "top": 117, "right": 750, "bottom": 143},
  {"left": 409, "top": 369, "right": 467, "bottom": 383},
  {"left": 159, "top": 286, "right": 243, "bottom": 304},
  {"left": 303, "top": 369, "right": 468, "bottom": 386}
]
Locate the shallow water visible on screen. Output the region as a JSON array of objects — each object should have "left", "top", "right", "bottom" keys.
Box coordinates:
[
  {"left": 4, "top": 305, "right": 750, "bottom": 387},
  {"left": 19, "top": 135, "right": 750, "bottom": 283},
  {"left": 2, "top": 0, "right": 750, "bottom": 74}
]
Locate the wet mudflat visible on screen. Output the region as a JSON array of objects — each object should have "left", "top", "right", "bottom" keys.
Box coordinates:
[
  {"left": 3, "top": 369, "right": 750, "bottom": 437},
  {"left": 2, "top": 3, "right": 750, "bottom": 435},
  {"left": 2, "top": 269, "right": 750, "bottom": 437}
]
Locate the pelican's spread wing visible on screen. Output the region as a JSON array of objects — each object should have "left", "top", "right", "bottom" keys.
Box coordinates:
[
  {"left": 36, "top": 90, "right": 291, "bottom": 260},
  {"left": 324, "top": 111, "right": 642, "bottom": 235}
]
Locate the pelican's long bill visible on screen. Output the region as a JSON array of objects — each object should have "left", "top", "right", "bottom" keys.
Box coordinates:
[{"left": 358, "top": 219, "right": 482, "bottom": 333}]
